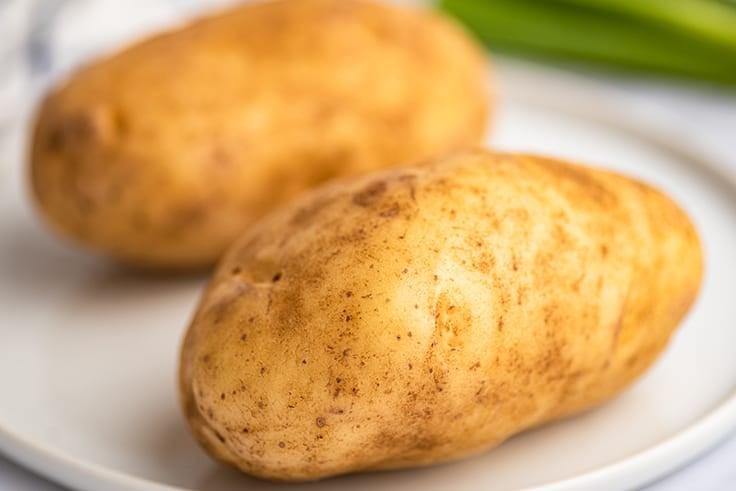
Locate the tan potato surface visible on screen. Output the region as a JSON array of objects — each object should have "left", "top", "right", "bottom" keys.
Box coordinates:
[
  {"left": 179, "top": 150, "right": 703, "bottom": 480},
  {"left": 30, "top": 0, "right": 489, "bottom": 270}
]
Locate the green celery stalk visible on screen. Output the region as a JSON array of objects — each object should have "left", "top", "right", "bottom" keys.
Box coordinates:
[
  {"left": 439, "top": 0, "right": 736, "bottom": 86},
  {"left": 553, "top": 0, "right": 736, "bottom": 50}
]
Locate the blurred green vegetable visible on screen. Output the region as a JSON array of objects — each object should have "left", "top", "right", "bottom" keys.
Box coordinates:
[{"left": 438, "top": 0, "right": 736, "bottom": 86}]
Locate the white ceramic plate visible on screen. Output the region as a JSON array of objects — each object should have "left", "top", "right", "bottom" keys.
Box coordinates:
[{"left": 2, "top": 69, "right": 736, "bottom": 491}]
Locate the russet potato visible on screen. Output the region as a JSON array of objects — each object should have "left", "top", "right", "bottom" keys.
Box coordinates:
[
  {"left": 178, "top": 150, "right": 703, "bottom": 480},
  {"left": 30, "top": 0, "right": 489, "bottom": 270}
]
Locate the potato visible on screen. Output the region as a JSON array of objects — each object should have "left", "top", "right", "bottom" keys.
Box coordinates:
[
  {"left": 178, "top": 150, "right": 702, "bottom": 480},
  {"left": 29, "top": 0, "right": 489, "bottom": 271}
]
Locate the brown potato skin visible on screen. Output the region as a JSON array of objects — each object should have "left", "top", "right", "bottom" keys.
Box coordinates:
[
  {"left": 29, "top": 0, "right": 489, "bottom": 270},
  {"left": 179, "top": 150, "right": 703, "bottom": 480}
]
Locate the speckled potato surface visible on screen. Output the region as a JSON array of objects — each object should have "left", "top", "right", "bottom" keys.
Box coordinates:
[
  {"left": 179, "top": 150, "right": 703, "bottom": 481},
  {"left": 30, "top": 0, "right": 489, "bottom": 270}
]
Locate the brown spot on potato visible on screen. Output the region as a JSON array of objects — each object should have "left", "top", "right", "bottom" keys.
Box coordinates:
[
  {"left": 290, "top": 195, "right": 337, "bottom": 226},
  {"left": 167, "top": 204, "right": 208, "bottom": 230},
  {"left": 517, "top": 287, "right": 525, "bottom": 305},
  {"left": 353, "top": 180, "right": 387, "bottom": 206},
  {"left": 398, "top": 174, "right": 418, "bottom": 201},
  {"left": 208, "top": 145, "right": 233, "bottom": 168},
  {"left": 278, "top": 441, "right": 286, "bottom": 448},
  {"left": 46, "top": 108, "right": 114, "bottom": 151},
  {"left": 316, "top": 417, "right": 326, "bottom": 428},
  {"left": 380, "top": 203, "right": 400, "bottom": 217}
]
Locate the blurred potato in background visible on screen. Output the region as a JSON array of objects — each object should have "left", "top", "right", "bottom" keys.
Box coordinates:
[{"left": 28, "top": 0, "right": 490, "bottom": 270}]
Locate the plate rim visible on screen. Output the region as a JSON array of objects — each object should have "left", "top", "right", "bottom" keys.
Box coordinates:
[{"left": 2, "top": 67, "right": 736, "bottom": 491}]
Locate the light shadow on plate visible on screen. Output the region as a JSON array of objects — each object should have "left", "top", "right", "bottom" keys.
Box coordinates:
[
  {"left": 197, "top": 459, "right": 472, "bottom": 491},
  {"left": 1, "top": 213, "right": 208, "bottom": 302},
  {"left": 0, "top": 216, "right": 103, "bottom": 293},
  {"left": 64, "top": 265, "right": 207, "bottom": 317},
  {"left": 139, "top": 401, "right": 216, "bottom": 486},
  {"left": 195, "top": 437, "right": 579, "bottom": 491}
]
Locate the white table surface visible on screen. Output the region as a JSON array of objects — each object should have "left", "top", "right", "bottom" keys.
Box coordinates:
[{"left": 1, "top": 1, "right": 735, "bottom": 490}]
